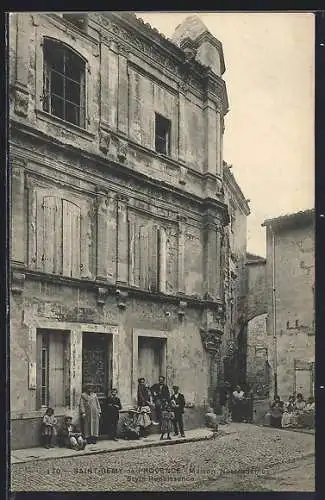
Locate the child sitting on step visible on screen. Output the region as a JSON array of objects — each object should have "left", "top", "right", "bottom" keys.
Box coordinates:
[{"left": 58, "top": 415, "right": 87, "bottom": 451}]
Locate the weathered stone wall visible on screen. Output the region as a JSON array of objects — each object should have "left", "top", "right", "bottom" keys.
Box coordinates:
[
  {"left": 265, "top": 221, "right": 315, "bottom": 400},
  {"left": 246, "top": 313, "right": 270, "bottom": 397},
  {"left": 10, "top": 12, "right": 234, "bottom": 449},
  {"left": 247, "top": 261, "right": 267, "bottom": 322}
]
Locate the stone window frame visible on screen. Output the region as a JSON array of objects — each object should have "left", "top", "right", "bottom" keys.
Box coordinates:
[
  {"left": 42, "top": 38, "right": 87, "bottom": 129},
  {"left": 131, "top": 328, "right": 168, "bottom": 404},
  {"left": 34, "top": 23, "right": 96, "bottom": 140},
  {"left": 14, "top": 319, "right": 119, "bottom": 420}
]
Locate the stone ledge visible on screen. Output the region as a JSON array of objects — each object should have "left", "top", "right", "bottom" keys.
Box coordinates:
[{"left": 11, "top": 428, "right": 214, "bottom": 464}]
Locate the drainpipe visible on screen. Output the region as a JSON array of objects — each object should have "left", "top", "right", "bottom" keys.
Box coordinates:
[{"left": 271, "top": 226, "right": 278, "bottom": 398}]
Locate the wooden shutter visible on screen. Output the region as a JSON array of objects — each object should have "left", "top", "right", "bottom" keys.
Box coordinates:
[
  {"left": 128, "top": 215, "right": 136, "bottom": 286},
  {"left": 42, "top": 196, "right": 59, "bottom": 274},
  {"left": 62, "top": 200, "right": 81, "bottom": 278},
  {"left": 49, "top": 332, "right": 65, "bottom": 408},
  {"left": 149, "top": 225, "right": 159, "bottom": 292},
  {"left": 139, "top": 225, "right": 149, "bottom": 289}
]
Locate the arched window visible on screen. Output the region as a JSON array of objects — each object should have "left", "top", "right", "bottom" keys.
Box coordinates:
[{"left": 43, "top": 38, "right": 86, "bottom": 128}]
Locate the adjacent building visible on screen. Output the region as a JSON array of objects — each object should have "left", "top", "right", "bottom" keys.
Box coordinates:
[
  {"left": 246, "top": 253, "right": 269, "bottom": 399},
  {"left": 219, "top": 164, "right": 250, "bottom": 396},
  {"left": 9, "top": 12, "right": 251, "bottom": 448},
  {"left": 262, "top": 209, "right": 315, "bottom": 401}
]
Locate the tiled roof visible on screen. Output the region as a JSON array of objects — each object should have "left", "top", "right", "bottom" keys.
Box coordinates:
[
  {"left": 246, "top": 252, "right": 266, "bottom": 264},
  {"left": 262, "top": 209, "right": 314, "bottom": 228}
]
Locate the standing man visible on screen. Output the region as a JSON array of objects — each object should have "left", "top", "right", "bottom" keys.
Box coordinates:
[
  {"left": 170, "top": 385, "right": 186, "bottom": 437},
  {"left": 151, "top": 375, "right": 170, "bottom": 423},
  {"left": 137, "top": 378, "right": 152, "bottom": 408},
  {"left": 79, "top": 384, "right": 101, "bottom": 444},
  {"left": 106, "top": 388, "right": 122, "bottom": 441}
]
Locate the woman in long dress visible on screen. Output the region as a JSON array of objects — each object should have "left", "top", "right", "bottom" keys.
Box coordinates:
[
  {"left": 282, "top": 395, "right": 296, "bottom": 428},
  {"left": 79, "top": 384, "right": 102, "bottom": 444}
]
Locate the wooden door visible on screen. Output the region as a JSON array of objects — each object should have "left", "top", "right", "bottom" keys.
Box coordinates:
[
  {"left": 295, "top": 369, "right": 312, "bottom": 398},
  {"left": 138, "top": 337, "right": 165, "bottom": 387},
  {"left": 82, "top": 333, "right": 110, "bottom": 398}
]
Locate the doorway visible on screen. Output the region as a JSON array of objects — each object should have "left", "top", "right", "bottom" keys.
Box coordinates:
[
  {"left": 82, "top": 332, "right": 112, "bottom": 436},
  {"left": 138, "top": 336, "right": 166, "bottom": 387}
]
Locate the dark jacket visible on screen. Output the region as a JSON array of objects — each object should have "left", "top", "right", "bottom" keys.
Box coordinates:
[
  {"left": 58, "top": 422, "right": 83, "bottom": 446},
  {"left": 170, "top": 392, "right": 185, "bottom": 414},
  {"left": 107, "top": 396, "right": 122, "bottom": 420},
  {"left": 137, "top": 385, "right": 152, "bottom": 407},
  {"left": 151, "top": 383, "right": 170, "bottom": 403}
]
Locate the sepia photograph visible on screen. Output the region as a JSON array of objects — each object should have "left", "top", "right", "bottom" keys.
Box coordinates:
[{"left": 8, "top": 10, "right": 315, "bottom": 492}]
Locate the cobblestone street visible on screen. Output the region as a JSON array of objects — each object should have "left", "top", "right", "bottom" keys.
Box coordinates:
[{"left": 11, "top": 424, "right": 315, "bottom": 492}]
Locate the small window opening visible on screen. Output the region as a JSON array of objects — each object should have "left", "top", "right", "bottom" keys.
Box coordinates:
[{"left": 155, "top": 113, "right": 171, "bottom": 155}]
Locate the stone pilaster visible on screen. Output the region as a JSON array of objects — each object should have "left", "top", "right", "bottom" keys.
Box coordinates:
[
  {"left": 216, "top": 104, "right": 222, "bottom": 177},
  {"left": 203, "top": 212, "right": 217, "bottom": 300},
  {"left": 178, "top": 89, "right": 187, "bottom": 164},
  {"left": 215, "top": 221, "right": 223, "bottom": 300},
  {"left": 200, "top": 306, "right": 225, "bottom": 407},
  {"left": 116, "top": 195, "right": 128, "bottom": 284},
  {"left": 204, "top": 99, "right": 217, "bottom": 176},
  {"left": 177, "top": 216, "right": 186, "bottom": 293},
  {"left": 96, "top": 191, "right": 116, "bottom": 283},
  {"left": 14, "top": 14, "right": 30, "bottom": 117},
  {"left": 117, "top": 50, "right": 129, "bottom": 135},
  {"left": 99, "top": 37, "right": 118, "bottom": 151},
  {"left": 11, "top": 159, "right": 26, "bottom": 265}
]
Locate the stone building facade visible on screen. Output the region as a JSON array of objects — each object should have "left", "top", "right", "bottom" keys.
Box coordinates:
[
  {"left": 219, "top": 165, "right": 250, "bottom": 395},
  {"left": 245, "top": 253, "right": 270, "bottom": 398},
  {"left": 262, "top": 210, "right": 315, "bottom": 401},
  {"left": 9, "top": 12, "right": 248, "bottom": 448}
]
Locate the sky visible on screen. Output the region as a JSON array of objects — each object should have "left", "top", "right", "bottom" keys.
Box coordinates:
[{"left": 135, "top": 12, "right": 315, "bottom": 257}]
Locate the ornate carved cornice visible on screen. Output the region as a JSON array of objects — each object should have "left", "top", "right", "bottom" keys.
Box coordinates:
[{"left": 91, "top": 12, "right": 206, "bottom": 97}]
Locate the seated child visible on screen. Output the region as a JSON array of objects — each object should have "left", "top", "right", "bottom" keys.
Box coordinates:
[
  {"left": 135, "top": 405, "right": 152, "bottom": 437},
  {"left": 299, "top": 397, "right": 315, "bottom": 429},
  {"left": 205, "top": 407, "right": 218, "bottom": 431},
  {"left": 58, "top": 415, "right": 87, "bottom": 451},
  {"left": 121, "top": 409, "right": 141, "bottom": 440},
  {"left": 160, "top": 400, "right": 174, "bottom": 440},
  {"left": 41, "top": 407, "right": 57, "bottom": 449}
]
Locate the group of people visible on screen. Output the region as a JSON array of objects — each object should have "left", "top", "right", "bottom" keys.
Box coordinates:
[
  {"left": 269, "top": 393, "right": 315, "bottom": 429},
  {"left": 41, "top": 376, "right": 186, "bottom": 450},
  {"left": 129, "top": 376, "right": 186, "bottom": 440},
  {"left": 41, "top": 408, "right": 87, "bottom": 451}
]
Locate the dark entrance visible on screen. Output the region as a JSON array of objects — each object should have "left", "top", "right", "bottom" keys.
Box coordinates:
[{"left": 82, "top": 332, "right": 112, "bottom": 436}]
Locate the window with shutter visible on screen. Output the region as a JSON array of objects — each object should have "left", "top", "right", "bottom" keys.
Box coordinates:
[
  {"left": 36, "top": 330, "right": 70, "bottom": 410},
  {"left": 62, "top": 200, "right": 81, "bottom": 278},
  {"left": 32, "top": 189, "right": 88, "bottom": 279},
  {"left": 131, "top": 220, "right": 161, "bottom": 292}
]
